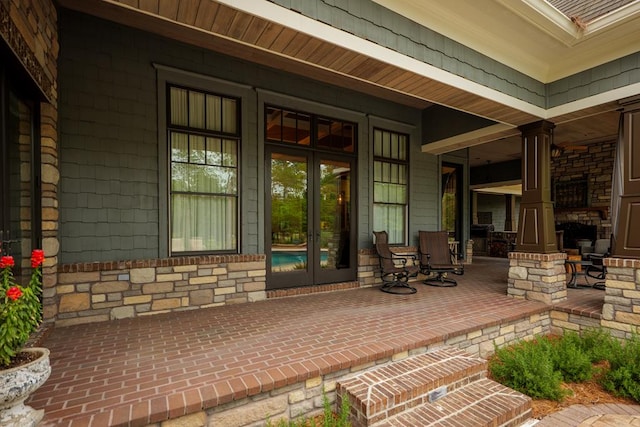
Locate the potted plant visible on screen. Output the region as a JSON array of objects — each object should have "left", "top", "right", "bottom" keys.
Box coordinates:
[{"left": 0, "top": 249, "right": 51, "bottom": 427}]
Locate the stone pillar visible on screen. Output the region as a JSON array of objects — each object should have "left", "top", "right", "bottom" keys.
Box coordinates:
[
  {"left": 515, "top": 121, "right": 557, "bottom": 253},
  {"left": 611, "top": 107, "right": 640, "bottom": 259},
  {"left": 41, "top": 103, "right": 59, "bottom": 322},
  {"left": 508, "top": 252, "right": 567, "bottom": 304},
  {"left": 600, "top": 258, "right": 640, "bottom": 338}
]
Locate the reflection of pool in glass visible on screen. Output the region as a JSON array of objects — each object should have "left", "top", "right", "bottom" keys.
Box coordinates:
[{"left": 271, "top": 250, "right": 328, "bottom": 271}]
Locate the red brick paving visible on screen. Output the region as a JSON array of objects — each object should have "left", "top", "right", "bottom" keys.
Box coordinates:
[{"left": 28, "top": 257, "right": 609, "bottom": 426}]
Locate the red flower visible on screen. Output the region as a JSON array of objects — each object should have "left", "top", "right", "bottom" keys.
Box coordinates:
[
  {"left": 31, "top": 249, "right": 45, "bottom": 268},
  {"left": 0, "top": 256, "right": 14, "bottom": 269},
  {"left": 6, "top": 286, "right": 22, "bottom": 301}
]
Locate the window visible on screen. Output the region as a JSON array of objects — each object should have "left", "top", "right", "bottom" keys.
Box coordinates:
[
  {"left": 373, "top": 128, "right": 408, "bottom": 245},
  {"left": 265, "top": 106, "right": 356, "bottom": 152},
  {"left": 168, "top": 85, "right": 239, "bottom": 253}
]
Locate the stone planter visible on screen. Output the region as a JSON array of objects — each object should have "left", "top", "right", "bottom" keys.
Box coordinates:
[{"left": 0, "top": 348, "right": 51, "bottom": 427}]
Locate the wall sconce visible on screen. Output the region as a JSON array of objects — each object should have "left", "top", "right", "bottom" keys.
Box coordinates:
[
  {"left": 337, "top": 191, "right": 345, "bottom": 205},
  {"left": 550, "top": 144, "right": 562, "bottom": 158}
]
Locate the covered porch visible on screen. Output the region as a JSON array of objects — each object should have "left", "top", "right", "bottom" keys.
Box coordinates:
[{"left": 28, "top": 256, "right": 606, "bottom": 426}]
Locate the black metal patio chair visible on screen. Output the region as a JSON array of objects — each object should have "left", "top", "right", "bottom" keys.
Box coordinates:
[
  {"left": 583, "top": 238, "right": 610, "bottom": 290},
  {"left": 373, "top": 231, "right": 419, "bottom": 294},
  {"left": 418, "top": 230, "right": 464, "bottom": 287}
]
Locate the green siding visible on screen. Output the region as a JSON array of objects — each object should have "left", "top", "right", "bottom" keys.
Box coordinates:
[{"left": 58, "top": 9, "right": 439, "bottom": 263}]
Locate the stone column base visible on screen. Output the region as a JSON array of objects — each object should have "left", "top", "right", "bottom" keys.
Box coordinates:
[{"left": 508, "top": 252, "right": 567, "bottom": 304}]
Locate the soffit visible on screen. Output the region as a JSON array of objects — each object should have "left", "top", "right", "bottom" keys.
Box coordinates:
[
  {"left": 56, "top": 0, "right": 541, "bottom": 129},
  {"left": 372, "top": 0, "right": 640, "bottom": 83},
  {"left": 55, "top": 0, "right": 631, "bottom": 159}
]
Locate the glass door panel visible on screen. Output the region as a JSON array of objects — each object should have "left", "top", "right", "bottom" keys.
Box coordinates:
[
  {"left": 319, "top": 159, "right": 351, "bottom": 271},
  {"left": 269, "top": 152, "right": 310, "bottom": 279}
]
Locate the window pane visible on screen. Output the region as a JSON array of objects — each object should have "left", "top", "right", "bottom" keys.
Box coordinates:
[
  {"left": 265, "top": 106, "right": 282, "bottom": 142},
  {"left": 222, "top": 139, "right": 237, "bottom": 166},
  {"left": 222, "top": 98, "right": 237, "bottom": 133},
  {"left": 206, "top": 137, "right": 222, "bottom": 165},
  {"left": 296, "top": 113, "right": 311, "bottom": 145},
  {"left": 398, "top": 135, "right": 407, "bottom": 161},
  {"left": 190, "top": 135, "right": 206, "bottom": 164},
  {"left": 374, "top": 129, "right": 382, "bottom": 157},
  {"left": 171, "top": 194, "right": 237, "bottom": 252},
  {"left": 171, "top": 132, "right": 188, "bottom": 162},
  {"left": 206, "top": 94, "right": 221, "bottom": 131},
  {"left": 189, "top": 91, "right": 205, "bottom": 128},
  {"left": 170, "top": 87, "right": 188, "bottom": 126}
]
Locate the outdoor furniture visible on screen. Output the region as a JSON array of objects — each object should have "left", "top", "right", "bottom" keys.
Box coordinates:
[
  {"left": 373, "top": 231, "right": 419, "bottom": 294},
  {"left": 583, "top": 238, "right": 610, "bottom": 290},
  {"left": 566, "top": 259, "right": 593, "bottom": 288},
  {"left": 418, "top": 230, "right": 464, "bottom": 287}
]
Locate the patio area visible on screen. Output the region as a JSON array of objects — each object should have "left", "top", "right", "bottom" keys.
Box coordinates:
[{"left": 29, "top": 256, "right": 606, "bottom": 426}]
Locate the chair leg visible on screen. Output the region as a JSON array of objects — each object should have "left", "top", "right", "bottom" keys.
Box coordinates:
[
  {"left": 380, "top": 273, "right": 417, "bottom": 294},
  {"left": 422, "top": 272, "right": 457, "bottom": 287}
]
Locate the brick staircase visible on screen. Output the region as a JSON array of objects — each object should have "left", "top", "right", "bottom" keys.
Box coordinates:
[{"left": 337, "top": 345, "right": 533, "bottom": 427}]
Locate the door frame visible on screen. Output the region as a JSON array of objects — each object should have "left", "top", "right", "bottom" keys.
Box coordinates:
[{"left": 265, "top": 145, "right": 357, "bottom": 289}]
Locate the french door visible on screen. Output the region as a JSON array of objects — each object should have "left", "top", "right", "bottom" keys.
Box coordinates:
[{"left": 266, "top": 147, "right": 356, "bottom": 289}]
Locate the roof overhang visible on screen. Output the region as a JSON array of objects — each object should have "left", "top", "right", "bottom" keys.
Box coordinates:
[{"left": 56, "top": 0, "right": 640, "bottom": 155}]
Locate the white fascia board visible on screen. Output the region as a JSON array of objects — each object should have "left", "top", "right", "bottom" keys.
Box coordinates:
[{"left": 217, "top": 0, "right": 546, "bottom": 122}]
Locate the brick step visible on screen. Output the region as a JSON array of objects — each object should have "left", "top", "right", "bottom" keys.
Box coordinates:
[
  {"left": 373, "top": 377, "right": 532, "bottom": 427},
  {"left": 337, "top": 345, "right": 489, "bottom": 426}
]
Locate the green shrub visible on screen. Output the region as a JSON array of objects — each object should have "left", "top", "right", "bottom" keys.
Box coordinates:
[
  {"left": 602, "top": 335, "right": 640, "bottom": 402},
  {"left": 550, "top": 332, "right": 593, "bottom": 382},
  {"left": 490, "top": 337, "right": 568, "bottom": 401},
  {"left": 576, "top": 328, "right": 622, "bottom": 363}
]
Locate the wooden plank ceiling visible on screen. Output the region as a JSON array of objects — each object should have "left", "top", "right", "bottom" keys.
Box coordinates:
[{"left": 57, "top": 0, "right": 621, "bottom": 154}]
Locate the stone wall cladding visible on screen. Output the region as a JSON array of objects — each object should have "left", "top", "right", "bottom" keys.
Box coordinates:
[
  {"left": 508, "top": 252, "right": 567, "bottom": 304},
  {"left": 144, "top": 312, "right": 549, "bottom": 427},
  {"left": 601, "top": 258, "right": 640, "bottom": 339},
  {"left": 0, "top": 0, "right": 58, "bottom": 103},
  {"left": 552, "top": 140, "right": 615, "bottom": 239},
  {"left": 54, "top": 255, "right": 266, "bottom": 326},
  {"left": 2, "top": 0, "right": 60, "bottom": 322}
]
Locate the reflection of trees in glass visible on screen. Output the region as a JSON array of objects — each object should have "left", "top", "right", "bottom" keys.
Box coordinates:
[
  {"left": 171, "top": 133, "right": 237, "bottom": 194},
  {"left": 271, "top": 158, "right": 307, "bottom": 245},
  {"left": 442, "top": 192, "right": 456, "bottom": 233}
]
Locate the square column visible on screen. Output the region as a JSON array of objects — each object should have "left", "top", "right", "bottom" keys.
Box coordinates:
[{"left": 515, "top": 121, "right": 558, "bottom": 253}]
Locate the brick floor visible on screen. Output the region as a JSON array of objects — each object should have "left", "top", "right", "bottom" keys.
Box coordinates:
[
  {"left": 536, "top": 404, "right": 640, "bottom": 426},
  {"left": 27, "top": 257, "right": 613, "bottom": 426}
]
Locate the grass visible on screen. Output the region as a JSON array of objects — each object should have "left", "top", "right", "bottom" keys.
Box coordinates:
[
  {"left": 489, "top": 329, "right": 640, "bottom": 403},
  {"left": 266, "top": 389, "right": 351, "bottom": 427}
]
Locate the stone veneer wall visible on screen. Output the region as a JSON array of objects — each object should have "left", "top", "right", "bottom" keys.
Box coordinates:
[
  {"left": 601, "top": 258, "right": 640, "bottom": 339},
  {"left": 1, "top": 0, "right": 60, "bottom": 322},
  {"left": 551, "top": 140, "right": 615, "bottom": 239},
  {"left": 54, "top": 255, "right": 267, "bottom": 327},
  {"left": 508, "top": 252, "right": 567, "bottom": 304},
  {"left": 145, "top": 312, "right": 549, "bottom": 427},
  {"left": 50, "top": 247, "right": 430, "bottom": 324}
]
